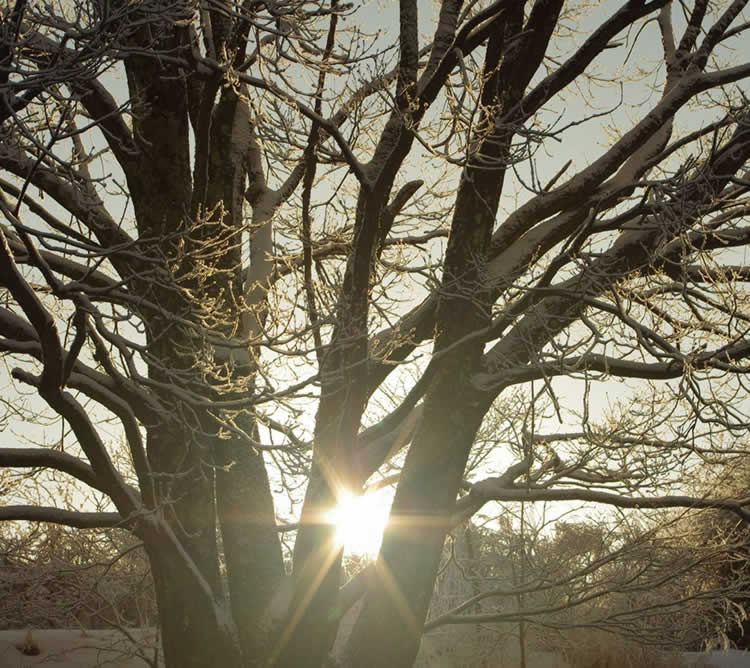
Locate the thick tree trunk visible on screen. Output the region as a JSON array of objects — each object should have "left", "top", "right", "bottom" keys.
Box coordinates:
[
  {"left": 344, "top": 374, "right": 488, "bottom": 668},
  {"left": 274, "top": 402, "right": 354, "bottom": 668},
  {"left": 146, "top": 544, "right": 244, "bottom": 668},
  {"left": 215, "top": 429, "right": 285, "bottom": 664},
  {"left": 146, "top": 424, "right": 221, "bottom": 585}
]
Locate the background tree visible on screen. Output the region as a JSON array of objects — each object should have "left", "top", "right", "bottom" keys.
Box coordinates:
[
  {"left": 2, "top": 2, "right": 750, "bottom": 667},
  {"left": 424, "top": 508, "right": 750, "bottom": 658},
  {"left": 415, "top": 391, "right": 750, "bottom": 663}
]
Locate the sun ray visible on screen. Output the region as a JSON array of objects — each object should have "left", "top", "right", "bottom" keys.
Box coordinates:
[
  {"left": 267, "top": 532, "right": 343, "bottom": 665},
  {"left": 372, "top": 553, "right": 423, "bottom": 641},
  {"left": 326, "top": 488, "right": 391, "bottom": 556}
]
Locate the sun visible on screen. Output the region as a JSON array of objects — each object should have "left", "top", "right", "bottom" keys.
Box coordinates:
[{"left": 326, "top": 488, "right": 391, "bottom": 556}]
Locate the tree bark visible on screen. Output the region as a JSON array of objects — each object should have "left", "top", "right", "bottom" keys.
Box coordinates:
[{"left": 146, "top": 543, "right": 244, "bottom": 668}]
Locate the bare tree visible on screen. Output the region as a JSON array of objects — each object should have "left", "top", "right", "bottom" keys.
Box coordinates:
[
  {"left": 2, "top": 1, "right": 750, "bottom": 667},
  {"left": 425, "top": 506, "right": 750, "bottom": 655}
]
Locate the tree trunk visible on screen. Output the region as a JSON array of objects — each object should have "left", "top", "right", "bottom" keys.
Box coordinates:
[
  {"left": 215, "top": 428, "right": 285, "bottom": 664},
  {"left": 345, "top": 375, "right": 488, "bottom": 668},
  {"left": 147, "top": 545, "right": 244, "bottom": 668}
]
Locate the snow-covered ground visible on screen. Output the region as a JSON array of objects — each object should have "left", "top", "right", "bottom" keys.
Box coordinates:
[
  {"left": 0, "top": 629, "right": 159, "bottom": 667},
  {"left": 682, "top": 651, "right": 750, "bottom": 668},
  {"left": 2, "top": 629, "right": 750, "bottom": 667}
]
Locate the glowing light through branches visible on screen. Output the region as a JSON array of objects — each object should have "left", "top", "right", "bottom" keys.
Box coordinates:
[{"left": 326, "top": 488, "right": 391, "bottom": 556}]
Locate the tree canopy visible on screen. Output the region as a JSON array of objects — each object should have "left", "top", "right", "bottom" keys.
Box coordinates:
[{"left": 2, "top": 1, "right": 750, "bottom": 667}]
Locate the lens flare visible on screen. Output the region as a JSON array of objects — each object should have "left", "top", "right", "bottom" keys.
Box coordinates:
[{"left": 326, "top": 489, "right": 390, "bottom": 555}]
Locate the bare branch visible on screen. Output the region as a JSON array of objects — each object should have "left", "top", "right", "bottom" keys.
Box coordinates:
[{"left": 0, "top": 505, "right": 126, "bottom": 529}]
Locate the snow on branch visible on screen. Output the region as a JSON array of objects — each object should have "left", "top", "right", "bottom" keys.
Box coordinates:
[{"left": 0, "top": 505, "right": 125, "bottom": 529}]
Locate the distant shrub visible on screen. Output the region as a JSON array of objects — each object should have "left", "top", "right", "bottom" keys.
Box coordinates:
[{"left": 0, "top": 523, "right": 156, "bottom": 629}]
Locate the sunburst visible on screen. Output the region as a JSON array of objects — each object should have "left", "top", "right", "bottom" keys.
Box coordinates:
[{"left": 326, "top": 488, "right": 391, "bottom": 556}]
